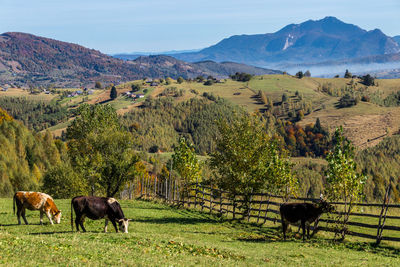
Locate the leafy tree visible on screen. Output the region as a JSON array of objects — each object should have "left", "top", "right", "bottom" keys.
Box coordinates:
[
  {"left": 95, "top": 81, "right": 103, "bottom": 89},
  {"left": 230, "top": 72, "right": 253, "bottom": 82},
  {"left": 338, "top": 94, "right": 358, "bottom": 108},
  {"left": 0, "top": 107, "right": 13, "bottom": 124},
  {"left": 66, "top": 104, "right": 139, "bottom": 197},
  {"left": 304, "top": 70, "right": 311, "bottom": 77},
  {"left": 282, "top": 93, "right": 288, "bottom": 103},
  {"left": 210, "top": 113, "right": 297, "bottom": 215},
  {"left": 96, "top": 129, "right": 140, "bottom": 197},
  {"left": 360, "top": 74, "right": 375, "bottom": 86},
  {"left": 165, "top": 77, "right": 173, "bottom": 85},
  {"left": 172, "top": 137, "right": 201, "bottom": 192},
  {"left": 203, "top": 80, "right": 214, "bottom": 86},
  {"left": 110, "top": 86, "right": 117, "bottom": 100},
  {"left": 296, "top": 110, "right": 304, "bottom": 121},
  {"left": 42, "top": 162, "right": 87, "bottom": 198},
  {"left": 344, "top": 69, "right": 352, "bottom": 79},
  {"left": 177, "top": 77, "right": 184, "bottom": 84},
  {"left": 325, "top": 127, "right": 367, "bottom": 240},
  {"left": 296, "top": 71, "right": 304, "bottom": 79},
  {"left": 131, "top": 83, "right": 141, "bottom": 92}
]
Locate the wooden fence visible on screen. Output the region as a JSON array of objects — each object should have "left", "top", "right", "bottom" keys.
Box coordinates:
[{"left": 122, "top": 176, "right": 400, "bottom": 245}]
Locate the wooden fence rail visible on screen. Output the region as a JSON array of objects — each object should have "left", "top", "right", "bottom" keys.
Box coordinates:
[{"left": 124, "top": 177, "right": 400, "bottom": 245}]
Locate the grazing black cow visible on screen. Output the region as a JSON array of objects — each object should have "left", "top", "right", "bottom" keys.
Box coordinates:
[
  {"left": 280, "top": 198, "right": 333, "bottom": 241},
  {"left": 71, "top": 196, "right": 131, "bottom": 233}
]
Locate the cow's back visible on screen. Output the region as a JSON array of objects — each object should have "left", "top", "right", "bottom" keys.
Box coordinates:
[
  {"left": 72, "top": 196, "right": 109, "bottom": 220},
  {"left": 280, "top": 203, "right": 307, "bottom": 223},
  {"left": 15, "top": 191, "right": 52, "bottom": 211},
  {"left": 280, "top": 203, "right": 320, "bottom": 223}
]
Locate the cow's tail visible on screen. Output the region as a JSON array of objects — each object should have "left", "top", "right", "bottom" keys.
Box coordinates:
[
  {"left": 70, "top": 199, "right": 74, "bottom": 232},
  {"left": 13, "top": 193, "right": 16, "bottom": 215}
]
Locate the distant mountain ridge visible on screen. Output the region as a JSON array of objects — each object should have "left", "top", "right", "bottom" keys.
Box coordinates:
[
  {"left": 172, "top": 17, "right": 400, "bottom": 69},
  {"left": 0, "top": 32, "right": 279, "bottom": 86},
  {"left": 394, "top": 36, "right": 400, "bottom": 46}
]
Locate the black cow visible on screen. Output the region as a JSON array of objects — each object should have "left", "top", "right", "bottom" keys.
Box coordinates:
[
  {"left": 280, "top": 198, "right": 333, "bottom": 241},
  {"left": 71, "top": 196, "right": 131, "bottom": 233}
]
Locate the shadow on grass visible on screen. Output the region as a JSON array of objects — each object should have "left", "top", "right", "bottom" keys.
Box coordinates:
[
  {"left": 0, "top": 222, "right": 55, "bottom": 226},
  {"left": 338, "top": 241, "right": 400, "bottom": 258},
  {"left": 134, "top": 217, "right": 213, "bottom": 225},
  {"left": 0, "top": 223, "right": 20, "bottom": 226},
  {"left": 29, "top": 231, "right": 73, "bottom": 235}
]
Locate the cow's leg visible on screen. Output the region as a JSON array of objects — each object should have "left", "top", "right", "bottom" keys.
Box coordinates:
[
  {"left": 79, "top": 216, "right": 86, "bottom": 232},
  {"left": 307, "top": 223, "right": 310, "bottom": 239},
  {"left": 16, "top": 207, "right": 22, "bottom": 225},
  {"left": 40, "top": 211, "right": 44, "bottom": 225},
  {"left": 111, "top": 220, "right": 119, "bottom": 233},
  {"left": 281, "top": 217, "right": 287, "bottom": 240},
  {"left": 75, "top": 216, "right": 81, "bottom": 232},
  {"left": 21, "top": 208, "right": 29, "bottom": 225},
  {"left": 301, "top": 220, "right": 306, "bottom": 241},
  {"left": 45, "top": 211, "right": 54, "bottom": 225},
  {"left": 104, "top": 219, "right": 108, "bottom": 233}
]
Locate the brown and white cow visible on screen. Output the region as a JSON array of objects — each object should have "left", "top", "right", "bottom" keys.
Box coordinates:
[
  {"left": 71, "top": 196, "right": 130, "bottom": 233},
  {"left": 13, "top": 191, "right": 62, "bottom": 225}
]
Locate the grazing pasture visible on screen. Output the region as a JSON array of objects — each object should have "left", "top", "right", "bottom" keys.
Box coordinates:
[{"left": 0, "top": 198, "right": 399, "bottom": 266}]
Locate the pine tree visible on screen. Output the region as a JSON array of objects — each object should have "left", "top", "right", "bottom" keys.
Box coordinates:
[{"left": 110, "top": 86, "right": 117, "bottom": 100}]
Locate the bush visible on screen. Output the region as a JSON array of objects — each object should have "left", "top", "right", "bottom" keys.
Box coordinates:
[
  {"left": 338, "top": 94, "right": 357, "bottom": 108},
  {"left": 204, "top": 80, "right": 214, "bottom": 86},
  {"left": 361, "top": 74, "right": 375, "bottom": 86},
  {"left": 296, "top": 71, "right": 304, "bottom": 79},
  {"left": 361, "top": 95, "right": 370, "bottom": 102},
  {"left": 230, "top": 72, "right": 253, "bottom": 82},
  {"left": 42, "top": 163, "right": 87, "bottom": 198},
  {"left": 131, "top": 84, "right": 141, "bottom": 92},
  {"left": 177, "top": 77, "right": 184, "bottom": 84}
]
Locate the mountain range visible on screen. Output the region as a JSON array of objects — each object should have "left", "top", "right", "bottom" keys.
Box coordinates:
[
  {"left": 0, "top": 32, "right": 278, "bottom": 87},
  {"left": 1, "top": 17, "right": 400, "bottom": 86},
  {"left": 172, "top": 17, "right": 400, "bottom": 69}
]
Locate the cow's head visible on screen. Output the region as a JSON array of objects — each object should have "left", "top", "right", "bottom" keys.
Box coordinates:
[
  {"left": 118, "top": 218, "right": 131, "bottom": 233},
  {"left": 317, "top": 196, "right": 334, "bottom": 213},
  {"left": 54, "top": 210, "right": 62, "bottom": 224}
]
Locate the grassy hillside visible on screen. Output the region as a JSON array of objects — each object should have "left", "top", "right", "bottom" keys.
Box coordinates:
[
  {"left": 3, "top": 75, "right": 400, "bottom": 150},
  {"left": 0, "top": 199, "right": 399, "bottom": 266}
]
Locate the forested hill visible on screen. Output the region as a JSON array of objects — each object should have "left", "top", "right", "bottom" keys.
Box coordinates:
[{"left": 0, "top": 32, "right": 279, "bottom": 87}]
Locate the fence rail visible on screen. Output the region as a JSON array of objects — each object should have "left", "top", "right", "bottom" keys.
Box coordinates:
[{"left": 122, "top": 177, "right": 400, "bottom": 245}]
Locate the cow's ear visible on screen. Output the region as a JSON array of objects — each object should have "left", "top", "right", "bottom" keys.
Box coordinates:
[
  {"left": 118, "top": 219, "right": 124, "bottom": 223},
  {"left": 127, "top": 219, "right": 132, "bottom": 222}
]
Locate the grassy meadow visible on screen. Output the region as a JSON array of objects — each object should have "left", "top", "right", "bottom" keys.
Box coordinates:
[{"left": 0, "top": 198, "right": 399, "bottom": 266}]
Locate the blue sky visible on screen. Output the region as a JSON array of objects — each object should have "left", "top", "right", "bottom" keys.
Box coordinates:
[{"left": 0, "top": 0, "right": 399, "bottom": 54}]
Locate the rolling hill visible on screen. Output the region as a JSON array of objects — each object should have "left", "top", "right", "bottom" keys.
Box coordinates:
[
  {"left": 0, "top": 32, "right": 279, "bottom": 87},
  {"left": 172, "top": 17, "right": 400, "bottom": 72}
]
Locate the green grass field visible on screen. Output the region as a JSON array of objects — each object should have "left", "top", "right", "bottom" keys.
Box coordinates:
[{"left": 0, "top": 198, "right": 399, "bottom": 266}]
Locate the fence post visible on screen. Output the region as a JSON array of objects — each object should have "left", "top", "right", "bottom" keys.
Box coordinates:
[
  {"left": 232, "top": 196, "right": 236, "bottom": 220},
  {"left": 165, "top": 178, "right": 168, "bottom": 201},
  {"left": 209, "top": 185, "right": 212, "bottom": 214},
  {"left": 247, "top": 192, "right": 253, "bottom": 222},
  {"left": 154, "top": 177, "right": 157, "bottom": 198},
  {"left": 219, "top": 189, "right": 223, "bottom": 216},
  {"left": 376, "top": 185, "right": 392, "bottom": 245},
  {"left": 140, "top": 175, "right": 143, "bottom": 197},
  {"left": 201, "top": 185, "right": 205, "bottom": 211},
  {"left": 263, "top": 196, "right": 271, "bottom": 224},
  {"left": 257, "top": 195, "right": 263, "bottom": 224},
  {"left": 194, "top": 182, "right": 198, "bottom": 209}
]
